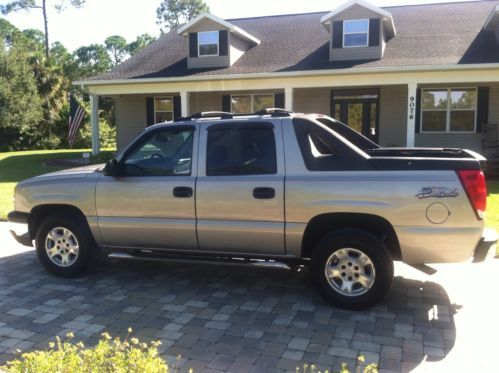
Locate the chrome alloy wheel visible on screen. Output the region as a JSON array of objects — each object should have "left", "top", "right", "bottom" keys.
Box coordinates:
[
  {"left": 324, "top": 248, "right": 375, "bottom": 297},
  {"left": 45, "top": 227, "right": 80, "bottom": 267}
]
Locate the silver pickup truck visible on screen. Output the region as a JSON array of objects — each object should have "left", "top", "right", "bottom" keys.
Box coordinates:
[{"left": 8, "top": 111, "right": 491, "bottom": 309}]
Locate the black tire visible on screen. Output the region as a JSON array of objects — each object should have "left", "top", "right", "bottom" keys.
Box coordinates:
[
  {"left": 35, "top": 213, "right": 96, "bottom": 278},
  {"left": 310, "top": 228, "right": 393, "bottom": 310}
]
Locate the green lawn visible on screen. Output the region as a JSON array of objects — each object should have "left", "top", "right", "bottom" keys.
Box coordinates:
[
  {"left": 0, "top": 149, "right": 114, "bottom": 220},
  {"left": 487, "top": 180, "right": 499, "bottom": 231}
]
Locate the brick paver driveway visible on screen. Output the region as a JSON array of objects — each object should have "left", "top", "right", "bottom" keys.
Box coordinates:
[{"left": 0, "top": 222, "right": 498, "bottom": 372}]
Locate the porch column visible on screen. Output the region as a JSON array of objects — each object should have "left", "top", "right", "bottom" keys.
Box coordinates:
[
  {"left": 406, "top": 83, "right": 417, "bottom": 147},
  {"left": 284, "top": 87, "right": 293, "bottom": 111},
  {"left": 180, "top": 91, "right": 189, "bottom": 117},
  {"left": 90, "top": 94, "right": 100, "bottom": 155}
]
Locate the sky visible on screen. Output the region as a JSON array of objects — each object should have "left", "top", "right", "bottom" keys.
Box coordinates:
[{"left": 0, "top": 0, "right": 481, "bottom": 52}]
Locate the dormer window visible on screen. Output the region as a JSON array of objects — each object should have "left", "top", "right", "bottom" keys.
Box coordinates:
[
  {"left": 343, "top": 19, "right": 369, "bottom": 47},
  {"left": 321, "top": 0, "right": 396, "bottom": 61},
  {"left": 178, "top": 13, "right": 260, "bottom": 68},
  {"left": 198, "top": 31, "right": 219, "bottom": 56}
]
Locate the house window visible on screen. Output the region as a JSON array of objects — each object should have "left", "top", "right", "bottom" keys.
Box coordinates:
[
  {"left": 231, "top": 94, "right": 274, "bottom": 113},
  {"left": 421, "top": 88, "right": 477, "bottom": 132},
  {"left": 154, "top": 97, "right": 173, "bottom": 123},
  {"left": 198, "top": 31, "right": 219, "bottom": 56},
  {"left": 343, "top": 19, "right": 369, "bottom": 47}
]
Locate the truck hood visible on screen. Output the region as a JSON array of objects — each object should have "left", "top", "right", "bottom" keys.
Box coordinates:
[{"left": 18, "top": 164, "right": 104, "bottom": 186}]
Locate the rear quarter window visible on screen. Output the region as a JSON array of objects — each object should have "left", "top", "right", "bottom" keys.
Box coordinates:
[{"left": 293, "top": 118, "right": 372, "bottom": 171}]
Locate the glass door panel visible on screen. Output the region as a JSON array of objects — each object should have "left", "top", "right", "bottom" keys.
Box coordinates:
[
  {"left": 347, "top": 103, "right": 363, "bottom": 134},
  {"left": 331, "top": 89, "right": 379, "bottom": 143}
]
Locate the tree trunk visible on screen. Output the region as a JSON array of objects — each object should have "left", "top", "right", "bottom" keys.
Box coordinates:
[{"left": 42, "top": 0, "right": 49, "bottom": 58}]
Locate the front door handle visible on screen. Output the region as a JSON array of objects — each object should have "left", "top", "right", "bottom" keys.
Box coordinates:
[
  {"left": 173, "top": 186, "right": 193, "bottom": 198},
  {"left": 253, "top": 187, "right": 275, "bottom": 199}
]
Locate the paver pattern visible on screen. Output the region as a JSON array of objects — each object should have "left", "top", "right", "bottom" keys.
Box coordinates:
[{"left": 0, "top": 223, "right": 498, "bottom": 372}]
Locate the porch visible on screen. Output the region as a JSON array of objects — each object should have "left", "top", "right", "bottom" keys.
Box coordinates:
[{"left": 81, "top": 67, "right": 499, "bottom": 154}]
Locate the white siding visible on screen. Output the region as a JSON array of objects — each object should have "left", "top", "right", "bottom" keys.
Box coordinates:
[
  {"left": 379, "top": 85, "right": 407, "bottom": 147},
  {"left": 115, "top": 95, "right": 147, "bottom": 150},
  {"left": 190, "top": 92, "right": 223, "bottom": 113},
  {"left": 489, "top": 84, "right": 499, "bottom": 125},
  {"left": 293, "top": 88, "right": 330, "bottom": 114}
]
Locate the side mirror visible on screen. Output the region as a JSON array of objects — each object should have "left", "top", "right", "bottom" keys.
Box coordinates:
[{"left": 103, "top": 158, "right": 121, "bottom": 177}]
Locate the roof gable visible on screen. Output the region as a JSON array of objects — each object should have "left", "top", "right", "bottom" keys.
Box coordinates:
[
  {"left": 321, "top": 0, "right": 396, "bottom": 38},
  {"left": 177, "top": 12, "right": 260, "bottom": 45}
]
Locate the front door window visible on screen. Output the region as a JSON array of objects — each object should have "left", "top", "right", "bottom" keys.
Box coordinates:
[
  {"left": 332, "top": 89, "right": 379, "bottom": 142},
  {"left": 123, "top": 127, "right": 194, "bottom": 177}
]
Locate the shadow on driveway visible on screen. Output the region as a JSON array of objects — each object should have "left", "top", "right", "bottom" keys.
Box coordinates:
[{"left": 0, "top": 251, "right": 457, "bottom": 372}]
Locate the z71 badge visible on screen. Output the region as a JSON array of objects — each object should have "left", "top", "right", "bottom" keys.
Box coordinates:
[{"left": 416, "top": 186, "right": 459, "bottom": 199}]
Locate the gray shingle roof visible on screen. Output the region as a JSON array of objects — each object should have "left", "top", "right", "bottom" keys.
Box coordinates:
[{"left": 90, "top": 0, "right": 499, "bottom": 81}]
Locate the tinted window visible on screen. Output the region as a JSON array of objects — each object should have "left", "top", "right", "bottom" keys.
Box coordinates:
[
  {"left": 123, "top": 127, "right": 194, "bottom": 176},
  {"left": 207, "top": 125, "right": 277, "bottom": 176}
]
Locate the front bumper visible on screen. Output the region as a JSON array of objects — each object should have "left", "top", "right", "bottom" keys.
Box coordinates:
[
  {"left": 7, "top": 211, "right": 30, "bottom": 224},
  {"left": 7, "top": 211, "right": 33, "bottom": 247},
  {"left": 473, "top": 228, "right": 498, "bottom": 263}
]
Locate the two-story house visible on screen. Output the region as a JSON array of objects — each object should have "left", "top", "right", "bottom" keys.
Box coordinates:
[{"left": 75, "top": 0, "right": 499, "bottom": 155}]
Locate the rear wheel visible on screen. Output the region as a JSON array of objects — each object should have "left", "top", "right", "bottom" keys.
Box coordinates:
[
  {"left": 310, "top": 229, "right": 393, "bottom": 310},
  {"left": 35, "top": 213, "right": 96, "bottom": 277}
]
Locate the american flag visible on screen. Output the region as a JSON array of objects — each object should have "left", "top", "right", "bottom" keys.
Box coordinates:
[{"left": 68, "top": 95, "right": 85, "bottom": 147}]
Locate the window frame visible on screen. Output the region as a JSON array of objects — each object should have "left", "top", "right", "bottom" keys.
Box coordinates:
[
  {"left": 230, "top": 93, "right": 275, "bottom": 113},
  {"left": 198, "top": 31, "right": 219, "bottom": 57},
  {"left": 154, "top": 96, "right": 174, "bottom": 124},
  {"left": 420, "top": 87, "right": 477, "bottom": 133},
  {"left": 342, "top": 19, "right": 369, "bottom": 48}
]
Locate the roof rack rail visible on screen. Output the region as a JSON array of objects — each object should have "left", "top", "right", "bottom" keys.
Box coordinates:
[
  {"left": 174, "top": 108, "right": 293, "bottom": 122},
  {"left": 192, "top": 111, "right": 233, "bottom": 119},
  {"left": 175, "top": 111, "right": 233, "bottom": 121},
  {"left": 255, "top": 108, "right": 292, "bottom": 117}
]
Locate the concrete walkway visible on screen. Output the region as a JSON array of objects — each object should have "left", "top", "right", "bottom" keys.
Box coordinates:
[{"left": 0, "top": 222, "right": 498, "bottom": 372}]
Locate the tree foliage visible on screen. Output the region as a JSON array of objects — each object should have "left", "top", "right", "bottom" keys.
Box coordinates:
[
  {"left": 0, "top": 0, "right": 86, "bottom": 57},
  {"left": 0, "top": 11, "right": 157, "bottom": 151},
  {"left": 105, "top": 35, "right": 128, "bottom": 66},
  {"left": 156, "top": 0, "right": 209, "bottom": 32},
  {"left": 0, "top": 40, "right": 43, "bottom": 151},
  {"left": 73, "top": 43, "right": 112, "bottom": 78},
  {"left": 127, "top": 33, "right": 156, "bottom": 55}
]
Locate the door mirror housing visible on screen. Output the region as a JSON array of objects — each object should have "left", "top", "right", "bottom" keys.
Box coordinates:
[{"left": 103, "top": 158, "right": 122, "bottom": 177}]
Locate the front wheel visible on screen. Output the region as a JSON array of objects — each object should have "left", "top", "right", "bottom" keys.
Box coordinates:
[
  {"left": 310, "top": 229, "right": 393, "bottom": 310},
  {"left": 35, "top": 213, "right": 95, "bottom": 278}
]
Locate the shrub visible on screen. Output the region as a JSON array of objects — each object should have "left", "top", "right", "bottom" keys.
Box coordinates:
[
  {"left": 296, "top": 356, "right": 378, "bottom": 373},
  {"left": 89, "top": 151, "right": 115, "bottom": 164},
  {"left": 1, "top": 330, "right": 169, "bottom": 373}
]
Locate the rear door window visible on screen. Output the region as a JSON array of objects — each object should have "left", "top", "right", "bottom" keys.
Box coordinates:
[{"left": 206, "top": 124, "right": 277, "bottom": 176}]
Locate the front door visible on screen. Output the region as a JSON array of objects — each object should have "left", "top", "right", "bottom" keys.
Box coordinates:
[
  {"left": 95, "top": 125, "right": 198, "bottom": 250},
  {"left": 196, "top": 121, "right": 285, "bottom": 255},
  {"left": 332, "top": 89, "right": 379, "bottom": 143}
]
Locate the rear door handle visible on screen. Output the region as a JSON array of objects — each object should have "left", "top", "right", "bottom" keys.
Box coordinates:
[
  {"left": 253, "top": 187, "right": 275, "bottom": 199},
  {"left": 173, "top": 186, "right": 193, "bottom": 198}
]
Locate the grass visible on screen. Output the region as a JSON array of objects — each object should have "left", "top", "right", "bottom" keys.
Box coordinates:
[
  {"left": 0, "top": 149, "right": 114, "bottom": 220},
  {"left": 486, "top": 180, "right": 499, "bottom": 231}
]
